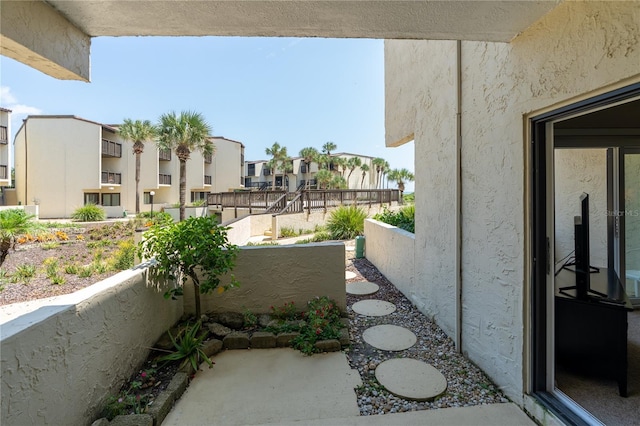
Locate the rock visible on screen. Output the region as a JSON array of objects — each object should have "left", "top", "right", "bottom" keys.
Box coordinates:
[
  {"left": 91, "top": 419, "right": 109, "bottom": 426},
  {"left": 223, "top": 332, "right": 250, "bottom": 349},
  {"left": 339, "top": 328, "right": 350, "bottom": 346},
  {"left": 314, "top": 339, "right": 341, "bottom": 352},
  {"left": 217, "top": 312, "right": 244, "bottom": 329},
  {"left": 208, "top": 322, "right": 232, "bottom": 337},
  {"left": 202, "top": 339, "right": 223, "bottom": 357},
  {"left": 276, "top": 332, "right": 299, "bottom": 347},
  {"left": 147, "top": 372, "right": 189, "bottom": 425},
  {"left": 250, "top": 332, "right": 276, "bottom": 348},
  {"left": 258, "top": 314, "right": 273, "bottom": 328},
  {"left": 154, "top": 331, "right": 175, "bottom": 351},
  {"left": 110, "top": 414, "right": 153, "bottom": 426},
  {"left": 368, "top": 362, "right": 376, "bottom": 370}
]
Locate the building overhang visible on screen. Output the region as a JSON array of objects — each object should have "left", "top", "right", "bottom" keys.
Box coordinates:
[{"left": 1, "top": 0, "right": 560, "bottom": 82}]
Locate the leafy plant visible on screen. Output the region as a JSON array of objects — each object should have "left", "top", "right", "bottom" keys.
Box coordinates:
[
  {"left": 78, "top": 265, "right": 94, "bottom": 278},
  {"left": 43, "top": 258, "right": 59, "bottom": 278},
  {"left": 270, "top": 301, "right": 298, "bottom": 321},
  {"left": 50, "top": 275, "right": 66, "bottom": 285},
  {"left": 137, "top": 215, "right": 239, "bottom": 318},
  {"left": 41, "top": 241, "right": 60, "bottom": 250},
  {"left": 326, "top": 205, "right": 367, "bottom": 240},
  {"left": 292, "top": 296, "right": 344, "bottom": 355},
  {"left": 190, "top": 199, "right": 207, "bottom": 207},
  {"left": 71, "top": 204, "right": 106, "bottom": 222},
  {"left": 373, "top": 205, "right": 415, "bottom": 233},
  {"left": 242, "top": 308, "right": 258, "bottom": 328},
  {"left": 13, "top": 264, "right": 37, "bottom": 284},
  {"left": 135, "top": 211, "right": 173, "bottom": 227},
  {"left": 0, "top": 208, "right": 39, "bottom": 268},
  {"left": 279, "top": 226, "right": 298, "bottom": 238},
  {"left": 109, "top": 239, "right": 135, "bottom": 270},
  {"left": 156, "top": 321, "right": 214, "bottom": 371}
]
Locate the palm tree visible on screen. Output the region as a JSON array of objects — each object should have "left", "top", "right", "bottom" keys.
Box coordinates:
[
  {"left": 322, "top": 141, "right": 337, "bottom": 156},
  {"left": 315, "top": 169, "right": 333, "bottom": 190},
  {"left": 360, "top": 163, "right": 370, "bottom": 189},
  {"left": 387, "top": 168, "right": 415, "bottom": 199},
  {"left": 346, "top": 157, "right": 362, "bottom": 187},
  {"left": 156, "top": 111, "right": 213, "bottom": 221},
  {"left": 381, "top": 160, "right": 391, "bottom": 188},
  {"left": 299, "top": 147, "right": 319, "bottom": 190},
  {"left": 333, "top": 157, "right": 348, "bottom": 176},
  {"left": 330, "top": 174, "right": 347, "bottom": 189},
  {"left": 372, "top": 157, "right": 386, "bottom": 189},
  {"left": 265, "top": 142, "right": 287, "bottom": 190},
  {"left": 118, "top": 118, "right": 157, "bottom": 214},
  {"left": 0, "top": 209, "right": 37, "bottom": 268}
]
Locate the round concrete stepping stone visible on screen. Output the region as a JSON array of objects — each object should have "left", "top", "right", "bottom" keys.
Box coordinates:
[
  {"left": 346, "top": 281, "right": 379, "bottom": 295},
  {"left": 351, "top": 299, "right": 396, "bottom": 316},
  {"left": 375, "top": 358, "right": 447, "bottom": 401},
  {"left": 362, "top": 324, "right": 416, "bottom": 351},
  {"left": 345, "top": 270, "right": 357, "bottom": 280}
]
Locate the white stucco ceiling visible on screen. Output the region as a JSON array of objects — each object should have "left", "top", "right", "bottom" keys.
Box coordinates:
[
  {"left": 45, "top": 0, "right": 559, "bottom": 41},
  {"left": 1, "top": 0, "right": 562, "bottom": 81}
]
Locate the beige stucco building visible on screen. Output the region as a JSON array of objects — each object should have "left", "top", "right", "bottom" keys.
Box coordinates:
[
  {"left": 245, "top": 153, "right": 377, "bottom": 191},
  {"left": 0, "top": 108, "right": 11, "bottom": 189},
  {"left": 2, "top": 1, "right": 640, "bottom": 424},
  {"left": 13, "top": 115, "right": 244, "bottom": 218}
]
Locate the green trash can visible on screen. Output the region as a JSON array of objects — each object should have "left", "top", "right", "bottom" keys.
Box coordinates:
[{"left": 355, "top": 236, "right": 365, "bottom": 259}]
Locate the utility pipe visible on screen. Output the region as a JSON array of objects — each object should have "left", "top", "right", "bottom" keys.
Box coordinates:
[{"left": 455, "top": 40, "right": 463, "bottom": 353}]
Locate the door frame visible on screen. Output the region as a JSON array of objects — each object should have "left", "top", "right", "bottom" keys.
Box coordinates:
[{"left": 530, "top": 83, "right": 640, "bottom": 424}]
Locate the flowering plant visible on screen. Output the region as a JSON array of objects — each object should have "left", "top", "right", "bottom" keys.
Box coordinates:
[{"left": 292, "top": 296, "right": 344, "bottom": 355}]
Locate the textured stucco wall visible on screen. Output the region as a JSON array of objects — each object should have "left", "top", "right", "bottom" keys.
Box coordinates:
[
  {"left": 364, "top": 219, "right": 415, "bottom": 302},
  {"left": 184, "top": 243, "right": 346, "bottom": 314},
  {"left": 0, "top": 268, "right": 182, "bottom": 426},
  {"left": 554, "top": 149, "right": 608, "bottom": 268},
  {"left": 626, "top": 153, "right": 640, "bottom": 275},
  {"left": 385, "top": 0, "right": 640, "bottom": 403}
]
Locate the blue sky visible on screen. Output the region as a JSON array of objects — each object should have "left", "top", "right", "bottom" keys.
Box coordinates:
[{"left": 0, "top": 36, "right": 414, "bottom": 191}]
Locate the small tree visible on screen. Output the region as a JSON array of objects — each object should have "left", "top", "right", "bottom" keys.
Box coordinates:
[
  {"left": 0, "top": 209, "right": 38, "bottom": 268},
  {"left": 138, "top": 215, "right": 239, "bottom": 318}
]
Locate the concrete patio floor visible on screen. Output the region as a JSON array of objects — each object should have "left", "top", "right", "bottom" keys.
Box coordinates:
[{"left": 162, "top": 348, "right": 536, "bottom": 426}]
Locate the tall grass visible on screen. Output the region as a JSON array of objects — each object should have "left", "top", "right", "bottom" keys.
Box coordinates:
[
  {"left": 326, "top": 205, "right": 367, "bottom": 240},
  {"left": 70, "top": 204, "right": 106, "bottom": 222}
]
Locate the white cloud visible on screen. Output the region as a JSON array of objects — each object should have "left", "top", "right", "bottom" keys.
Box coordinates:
[{"left": 0, "top": 86, "right": 17, "bottom": 104}]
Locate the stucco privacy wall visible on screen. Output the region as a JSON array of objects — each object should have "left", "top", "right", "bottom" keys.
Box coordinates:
[
  {"left": 385, "top": 1, "right": 640, "bottom": 402},
  {"left": 0, "top": 268, "right": 182, "bottom": 426},
  {"left": 364, "top": 219, "right": 415, "bottom": 302},
  {"left": 182, "top": 243, "right": 346, "bottom": 314}
]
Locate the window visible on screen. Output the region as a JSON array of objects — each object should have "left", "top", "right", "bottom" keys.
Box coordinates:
[
  {"left": 191, "top": 191, "right": 208, "bottom": 203},
  {"left": 247, "top": 163, "right": 256, "bottom": 176},
  {"left": 84, "top": 193, "right": 99, "bottom": 205},
  {"left": 143, "top": 192, "right": 154, "bottom": 204},
  {"left": 102, "top": 193, "right": 120, "bottom": 206}
]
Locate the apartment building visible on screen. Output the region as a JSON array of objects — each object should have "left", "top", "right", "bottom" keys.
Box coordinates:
[
  {"left": 0, "top": 108, "right": 11, "bottom": 189},
  {"left": 13, "top": 115, "right": 244, "bottom": 218},
  {"left": 244, "top": 153, "right": 377, "bottom": 191}
]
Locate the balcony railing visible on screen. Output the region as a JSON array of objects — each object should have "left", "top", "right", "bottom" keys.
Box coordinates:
[
  {"left": 204, "top": 175, "right": 212, "bottom": 185},
  {"left": 159, "top": 173, "right": 172, "bottom": 185},
  {"left": 204, "top": 153, "right": 212, "bottom": 164},
  {"left": 159, "top": 149, "right": 171, "bottom": 161},
  {"left": 0, "top": 126, "right": 7, "bottom": 144},
  {"left": 0, "top": 165, "right": 7, "bottom": 179},
  {"left": 101, "top": 139, "right": 122, "bottom": 157},
  {"left": 101, "top": 171, "right": 121, "bottom": 184}
]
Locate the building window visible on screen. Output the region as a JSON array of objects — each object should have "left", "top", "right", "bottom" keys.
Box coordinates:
[
  {"left": 191, "top": 191, "right": 208, "bottom": 203},
  {"left": 84, "top": 193, "right": 99, "bottom": 205},
  {"left": 102, "top": 193, "right": 121, "bottom": 206},
  {"left": 143, "top": 192, "right": 152, "bottom": 204},
  {"left": 247, "top": 163, "right": 256, "bottom": 176}
]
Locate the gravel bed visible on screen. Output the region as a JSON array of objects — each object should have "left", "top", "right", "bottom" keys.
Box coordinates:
[{"left": 344, "top": 250, "right": 509, "bottom": 415}]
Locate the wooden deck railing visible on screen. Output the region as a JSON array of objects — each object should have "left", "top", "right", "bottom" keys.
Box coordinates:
[
  {"left": 101, "top": 139, "right": 122, "bottom": 157},
  {"left": 208, "top": 189, "right": 400, "bottom": 217}
]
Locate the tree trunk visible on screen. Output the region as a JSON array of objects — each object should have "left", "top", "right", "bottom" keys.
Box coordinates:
[
  {"left": 180, "top": 159, "right": 186, "bottom": 221},
  {"left": 191, "top": 274, "right": 202, "bottom": 319},
  {"left": 135, "top": 152, "right": 141, "bottom": 214}
]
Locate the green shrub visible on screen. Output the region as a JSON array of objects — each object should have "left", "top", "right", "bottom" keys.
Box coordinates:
[
  {"left": 270, "top": 301, "right": 298, "bottom": 321},
  {"left": 292, "top": 296, "right": 343, "bottom": 355},
  {"left": 326, "top": 205, "right": 367, "bottom": 240},
  {"left": 12, "top": 264, "right": 37, "bottom": 284},
  {"left": 373, "top": 205, "right": 415, "bottom": 233},
  {"left": 78, "top": 265, "right": 94, "bottom": 278},
  {"left": 110, "top": 239, "right": 135, "bottom": 270},
  {"left": 64, "top": 263, "right": 80, "bottom": 275},
  {"left": 279, "top": 226, "right": 298, "bottom": 238},
  {"left": 71, "top": 204, "right": 106, "bottom": 222}
]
